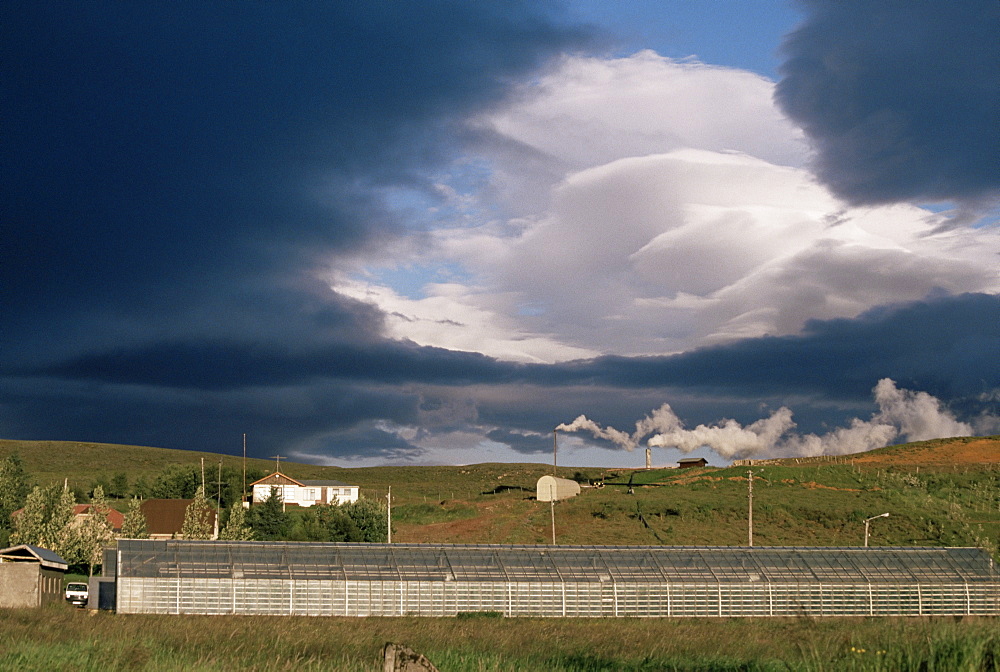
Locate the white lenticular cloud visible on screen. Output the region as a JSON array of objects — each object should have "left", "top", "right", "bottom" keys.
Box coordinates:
[
  {"left": 562, "top": 379, "right": 976, "bottom": 461},
  {"left": 336, "top": 51, "right": 1000, "bottom": 364}
]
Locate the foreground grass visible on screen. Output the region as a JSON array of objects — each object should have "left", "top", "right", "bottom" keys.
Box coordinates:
[{"left": 2, "top": 606, "right": 999, "bottom": 671}]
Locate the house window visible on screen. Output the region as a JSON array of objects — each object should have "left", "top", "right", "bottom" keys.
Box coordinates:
[{"left": 303, "top": 489, "right": 317, "bottom": 501}]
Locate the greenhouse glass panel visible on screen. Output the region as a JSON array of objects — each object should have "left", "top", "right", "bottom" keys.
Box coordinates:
[{"left": 114, "top": 540, "right": 999, "bottom": 617}]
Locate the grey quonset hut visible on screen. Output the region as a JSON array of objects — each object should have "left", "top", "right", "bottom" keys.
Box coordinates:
[{"left": 113, "top": 540, "right": 1000, "bottom": 617}]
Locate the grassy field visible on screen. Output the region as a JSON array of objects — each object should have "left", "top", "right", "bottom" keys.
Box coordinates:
[
  {"left": 2, "top": 604, "right": 1000, "bottom": 671},
  {"left": 3, "top": 436, "right": 1000, "bottom": 670},
  {"left": 3, "top": 437, "right": 1000, "bottom": 551}
]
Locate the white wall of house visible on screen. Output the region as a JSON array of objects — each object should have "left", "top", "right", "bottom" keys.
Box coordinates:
[{"left": 252, "top": 482, "right": 359, "bottom": 507}]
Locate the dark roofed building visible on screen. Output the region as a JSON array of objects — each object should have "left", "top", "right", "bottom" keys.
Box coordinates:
[
  {"left": 139, "top": 499, "right": 217, "bottom": 540},
  {"left": 0, "top": 544, "right": 68, "bottom": 608},
  {"left": 677, "top": 457, "right": 709, "bottom": 469}
]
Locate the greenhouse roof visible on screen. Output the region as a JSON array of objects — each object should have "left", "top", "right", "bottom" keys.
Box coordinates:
[{"left": 115, "top": 540, "right": 997, "bottom": 585}]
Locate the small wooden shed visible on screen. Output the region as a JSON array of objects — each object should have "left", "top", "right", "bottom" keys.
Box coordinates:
[
  {"left": 0, "top": 544, "right": 69, "bottom": 608},
  {"left": 677, "top": 457, "right": 709, "bottom": 469},
  {"left": 536, "top": 475, "right": 581, "bottom": 502}
]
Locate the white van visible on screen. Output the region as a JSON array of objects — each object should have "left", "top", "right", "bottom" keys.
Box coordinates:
[{"left": 65, "top": 582, "right": 89, "bottom": 608}]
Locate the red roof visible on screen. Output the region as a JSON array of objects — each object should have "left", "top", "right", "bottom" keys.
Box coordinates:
[
  {"left": 12, "top": 503, "right": 125, "bottom": 531},
  {"left": 72, "top": 504, "right": 125, "bottom": 531}
]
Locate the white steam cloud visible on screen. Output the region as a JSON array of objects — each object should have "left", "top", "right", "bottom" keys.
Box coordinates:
[
  {"left": 556, "top": 403, "right": 685, "bottom": 451},
  {"left": 558, "top": 379, "right": 977, "bottom": 460}
]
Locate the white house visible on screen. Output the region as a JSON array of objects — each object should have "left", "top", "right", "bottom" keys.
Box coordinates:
[{"left": 250, "top": 472, "right": 359, "bottom": 508}]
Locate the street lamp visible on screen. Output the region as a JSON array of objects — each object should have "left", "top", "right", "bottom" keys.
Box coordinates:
[{"left": 864, "top": 513, "right": 889, "bottom": 547}]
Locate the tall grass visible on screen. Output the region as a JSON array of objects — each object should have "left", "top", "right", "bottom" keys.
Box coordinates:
[{"left": 2, "top": 606, "right": 999, "bottom": 671}]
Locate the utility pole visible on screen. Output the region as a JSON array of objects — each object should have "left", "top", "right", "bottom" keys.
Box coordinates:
[
  {"left": 242, "top": 433, "right": 247, "bottom": 506},
  {"left": 550, "top": 484, "right": 556, "bottom": 544},
  {"left": 215, "top": 460, "right": 223, "bottom": 511},
  {"left": 748, "top": 469, "right": 754, "bottom": 547},
  {"left": 270, "top": 455, "right": 285, "bottom": 473},
  {"left": 386, "top": 486, "right": 392, "bottom": 544}
]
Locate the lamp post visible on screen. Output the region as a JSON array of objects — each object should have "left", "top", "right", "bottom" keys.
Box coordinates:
[{"left": 864, "top": 513, "right": 889, "bottom": 547}]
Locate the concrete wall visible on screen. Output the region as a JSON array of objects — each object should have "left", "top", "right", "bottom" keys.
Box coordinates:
[
  {"left": 0, "top": 563, "right": 40, "bottom": 607},
  {"left": 90, "top": 577, "right": 117, "bottom": 610},
  {"left": 0, "top": 563, "right": 64, "bottom": 608},
  {"left": 0, "top": 562, "right": 63, "bottom": 607}
]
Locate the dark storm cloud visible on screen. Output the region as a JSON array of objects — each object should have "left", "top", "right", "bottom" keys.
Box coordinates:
[
  {"left": 1, "top": 2, "right": 596, "bottom": 459},
  {"left": 0, "top": 375, "right": 422, "bottom": 460},
  {"left": 475, "top": 293, "right": 1000, "bottom": 455},
  {"left": 2, "top": 1, "right": 589, "bottom": 354},
  {"left": 551, "top": 293, "right": 1000, "bottom": 402},
  {"left": 5, "top": 290, "right": 996, "bottom": 458},
  {"left": 30, "top": 337, "right": 517, "bottom": 389},
  {"left": 775, "top": 0, "right": 1000, "bottom": 207},
  {"left": 4, "top": 3, "right": 996, "bottom": 464}
]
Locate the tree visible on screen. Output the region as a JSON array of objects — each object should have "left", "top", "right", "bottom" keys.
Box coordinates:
[
  {"left": 121, "top": 497, "right": 149, "bottom": 539},
  {"left": 343, "top": 498, "right": 388, "bottom": 542},
  {"left": 0, "top": 454, "right": 31, "bottom": 544},
  {"left": 219, "top": 503, "right": 254, "bottom": 541},
  {"left": 10, "top": 486, "right": 50, "bottom": 547},
  {"left": 248, "top": 487, "right": 290, "bottom": 540},
  {"left": 181, "top": 486, "right": 216, "bottom": 540},
  {"left": 49, "top": 486, "right": 78, "bottom": 550},
  {"left": 109, "top": 472, "right": 130, "bottom": 499},
  {"left": 150, "top": 465, "right": 201, "bottom": 499},
  {"left": 78, "top": 486, "right": 116, "bottom": 576},
  {"left": 132, "top": 476, "right": 151, "bottom": 499},
  {"left": 11, "top": 484, "right": 78, "bottom": 561},
  {"left": 320, "top": 505, "right": 363, "bottom": 542}
]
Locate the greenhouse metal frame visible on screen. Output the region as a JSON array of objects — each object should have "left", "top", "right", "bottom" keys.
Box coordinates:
[{"left": 113, "top": 540, "right": 1000, "bottom": 617}]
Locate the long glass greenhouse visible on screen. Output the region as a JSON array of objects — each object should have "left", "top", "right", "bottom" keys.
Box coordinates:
[{"left": 112, "top": 540, "right": 1000, "bottom": 617}]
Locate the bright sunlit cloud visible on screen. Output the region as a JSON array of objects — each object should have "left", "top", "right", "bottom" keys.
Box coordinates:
[{"left": 337, "top": 53, "right": 1000, "bottom": 362}]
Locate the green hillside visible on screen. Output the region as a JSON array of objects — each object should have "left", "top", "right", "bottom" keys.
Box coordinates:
[{"left": 2, "top": 436, "right": 999, "bottom": 553}]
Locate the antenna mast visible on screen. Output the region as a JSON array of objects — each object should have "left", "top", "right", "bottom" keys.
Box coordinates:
[{"left": 270, "top": 455, "right": 285, "bottom": 473}]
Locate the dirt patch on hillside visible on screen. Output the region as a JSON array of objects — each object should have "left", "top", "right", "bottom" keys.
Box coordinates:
[
  {"left": 400, "top": 515, "right": 491, "bottom": 543},
  {"left": 800, "top": 481, "right": 861, "bottom": 492},
  {"left": 850, "top": 437, "right": 999, "bottom": 466},
  {"left": 394, "top": 498, "right": 536, "bottom": 544}
]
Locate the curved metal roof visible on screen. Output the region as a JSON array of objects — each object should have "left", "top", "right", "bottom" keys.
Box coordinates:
[{"left": 116, "top": 540, "right": 997, "bottom": 585}]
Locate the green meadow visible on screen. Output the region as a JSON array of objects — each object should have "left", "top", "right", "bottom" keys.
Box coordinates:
[
  {"left": 2, "top": 436, "right": 1000, "bottom": 670},
  {"left": 3, "top": 606, "right": 1000, "bottom": 671}
]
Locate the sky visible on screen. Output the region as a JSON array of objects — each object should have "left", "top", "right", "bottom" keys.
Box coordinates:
[{"left": 3, "top": 1, "right": 999, "bottom": 469}]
